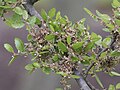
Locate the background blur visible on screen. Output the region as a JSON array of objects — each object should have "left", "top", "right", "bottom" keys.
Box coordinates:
[{"left": 0, "top": 0, "right": 120, "bottom": 90}]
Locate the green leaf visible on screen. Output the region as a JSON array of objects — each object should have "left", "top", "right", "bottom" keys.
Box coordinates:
[
  {"left": 48, "top": 8, "right": 56, "bottom": 18},
  {"left": 8, "top": 55, "right": 17, "bottom": 65},
  {"left": 0, "top": 5, "right": 11, "bottom": 9},
  {"left": 108, "top": 84, "right": 115, "bottom": 90},
  {"left": 116, "top": 83, "right": 120, "bottom": 89},
  {"left": 85, "top": 42, "right": 95, "bottom": 52},
  {"left": 5, "top": 14, "right": 24, "bottom": 29},
  {"left": 27, "top": 34, "right": 33, "bottom": 41},
  {"left": 91, "top": 32, "right": 100, "bottom": 42},
  {"left": 100, "top": 52, "right": 107, "bottom": 58},
  {"left": 115, "top": 19, "right": 120, "bottom": 26},
  {"left": 60, "top": 17, "right": 66, "bottom": 24},
  {"left": 71, "top": 56, "right": 79, "bottom": 62},
  {"left": 52, "top": 54, "right": 59, "bottom": 62},
  {"left": 5, "top": 0, "right": 17, "bottom": 3},
  {"left": 110, "top": 51, "right": 120, "bottom": 57},
  {"left": 56, "top": 72, "right": 68, "bottom": 76},
  {"left": 72, "top": 42, "right": 83, "bottom": 50},
  {"left": 42, "top": 45, "right": 49, "bottom": 51},
  {"left": 84, "top": 8, "right": 93, "bottom": 16},
  {"left": 67, "top": 36, "right": 71, "bottom": 45},
  {"left": 56, "top": 11, "right": 61, "bottom": 20},
  {"left": 4, "top": 43, "right": 14, "bottom": 53},
  {"left": 71, "top": 75, "right": 80, "bottom": 79},
  {"left": 49, "top": 25, "right": 55, "bottom": 32},
  {"left": 25, "top": 64, "right": 34, "bottom": 71},
  {"left": 58, "top": 41, "right": 68, "bottom": 52},
  {"left": 22, "top": 10, "right": 28, "bottom": 20},
  {"left": 96, "top": 10, "right": 111, "bottom": 23},
  {"left": 41, "top": 9, "right": 47, "bottom": 21},
  {"left": 35, "top": 18, "right": 41, "bottom": 26},
  {"left": 39, "top": 51, "right": 49, "bottom": 54},
  {"left": 102, "top": 28, "right": 111, "bottom": 32},
  {"left": 112, "top": 0, "right": 120, "bottom": 8},
  {"left": 45, "top": 34, "right": 55, "bottom": 41},
  {"left": 42, "top": 67, "right": 51, "bottom": 75},
  {"left": 13, "top": 7, "right": 23, "bottom": 15},
  {"left": 14, "top": 38, "right": 24, "bottom": 52},
  {"left": 33, "top": 62, "right": 40, "bottom": 68},
  {"left": 102, "top": 37, "right": 111, "bottom": 48},
  {"left": 28, "top": 16, "right": 36, "bottom": 26},
  {"left": 111, "top": 71, "right": 120, "bottom": 76},
  {"left": 95, "top": 74, "right": 104, "bottom": 88}
]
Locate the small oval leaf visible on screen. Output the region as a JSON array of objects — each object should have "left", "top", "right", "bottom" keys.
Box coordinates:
[
  {"left": 4, "top": 43, "right": 14, "bottom": 53},
  {"left": 14, "top": 38, "right": 24, "bottom": 52}
]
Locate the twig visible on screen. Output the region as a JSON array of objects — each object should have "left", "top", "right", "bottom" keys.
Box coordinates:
[
  {"left": 22, "top": 0, "right": 44, "bottom": 25},
  {"left": 84, "top": 32, "right": 118, "bottom": 77},
  {"left": 73, "top": 68, "right": 91, "bottom": 90}
]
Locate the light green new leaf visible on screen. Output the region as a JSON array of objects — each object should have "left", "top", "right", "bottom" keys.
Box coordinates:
[
  {"left": 72, "top": 42, "right": 83, "bottom": 50},
  {"left": 13, "top": 7, "right": 23, "bottom": 15},
  {"left": 5, "top": 14, "right": 24, "bottom": 29},
  {"left": 52, "top": 54, "right": 59, "bottom": 62},
  {"left": 102, "top": 37, "right": 111, "bottom": 48},
  {"left": 49, "top": 25, "right": 55, "bottom": 32},
  {"left": 71, "top": 56, "right": 79, "bottom": 62},
  {"left": 58, "top": 41, "right": 68, "bottom": 52},
  {"left": 102, "top": 28, "right": 111, "bottom": 32},
  {"left": 4, "top": 43, "right": 14, "bottom": 53},
  {"left": 108, "top": 84, "right": 115, "bottom": 90},
  {"left": 0, "top": 5, "right": 11, "bottom": 9},
  {"left": 45, "top": 34, "right": 55, "bottom": 41},
  {"left": 25, "top": 64, "right": 34, "bottom": 71},
  {"left": 28, "top": 16, "right": 36, "bottom": 26},
  {"left": 84, "top": 8, "right": 93, "bottom": 16},
  {"left": 110, "top": 51, "right": 120, "bottom": 57},
  {"left": 96, "top": 10, "right": 111, "bottom": 23},
  {"left": 56, "top": 72, "right": 68, "bottom": 76},
  {"left": 14, "top": 38, "right": 24, "bottom": 52},
  {"left": 42, "top": 67, "right": 51, "bottom": 75},
  {"left": 22, "top": 10, "right": 28, "bottom": 20},
  {"left": 111, "top": 71, "right": 120, "bottom": 76},
  {"left": 95, "top": 74, "right": 104, "bottom": 88},
  {"left": 71, "top": 75, "right": 80, "bottom": 79},
  {"left": 48, "top": 8, "right": 56, "bottom": 18},
  {"left": 112, "top": 0, "right": 120, "bottom": 8},
  {"left": 116, "top": 83, "right": 120, "bottom": 89},
  {"left": 41, "top": 9, "right": 47, "bottom": 21},
  {"left": 5, "top": 0, "right": 17, "bottom": 3},
  {"left": 56, "top": 11, "right": 61, "bottom": 20},
  {"left": 85, "top": 42, "right": 95, "bottom": 52},
  {"left": 33, "top": 62, "right": 40, "bottom": 68},
  {"left": 67, "top": 36, "right": 71, "bottom": 45},
  {"left": 27, "top": 34, "right": 33, "bottom": 41}
]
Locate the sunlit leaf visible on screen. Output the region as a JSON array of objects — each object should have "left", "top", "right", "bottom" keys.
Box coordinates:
[
  {"left": 58, "top": 41, "right": 68, "bottom": 52},
  {"left": 14, "top": 38, "right": 24, "bottom": 52},
  {"left": 111, "top": 71, "right": 120, "bottom": 76},
  {"left": 116, "top": 83, "right": 120, "bottom": 89},
  {"left": 48, "top": 8, "right": 56, "bottom": 18},
  {"left": 45, "top": 34, "right": 55, "bottom": 41},
  {"left": 41, "top": 9, "right": 47, "bottom": 21},
  {"left": 4, "top": 43, "right": 14, "bottom": 53},
  {"left": 108, "top": 84, "right": 115, "bottom": 90}
]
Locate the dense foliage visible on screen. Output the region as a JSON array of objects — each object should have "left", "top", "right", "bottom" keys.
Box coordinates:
[{"left": 0, "top": 0, "right": 120, "bottom": 90}]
